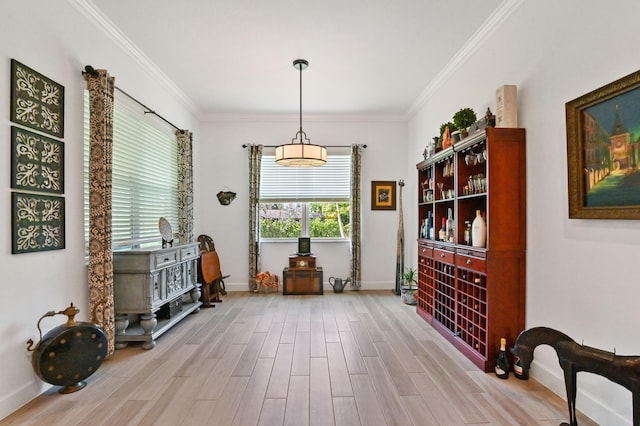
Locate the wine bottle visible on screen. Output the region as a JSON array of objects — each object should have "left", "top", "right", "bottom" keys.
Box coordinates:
[
  {"left": 426, "top": 211, "right": 432, "bottom": 240},
  {"left": 438, "top": 217, "right": 446, "bottom": 241},
  {"left": 513, "top": 354, "right": 528, "bottom": 380},
  {"left": 495, "top": 337, "right": 510, "bottom": 379},
  {"left": 445, "top": 208, "right": 454, "bottom": 242}
]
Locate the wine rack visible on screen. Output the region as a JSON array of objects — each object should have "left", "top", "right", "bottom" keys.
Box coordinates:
[{"left": 416, "top": 127, "right": 526, "bottom": 372}]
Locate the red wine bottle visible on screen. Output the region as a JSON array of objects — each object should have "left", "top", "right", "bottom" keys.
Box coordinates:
[
  {"left": 513, "top": 354, "right": 528, "bottom": 380},
  {"left": 494, "top": 338, "right": 510, "bottom": 379}
]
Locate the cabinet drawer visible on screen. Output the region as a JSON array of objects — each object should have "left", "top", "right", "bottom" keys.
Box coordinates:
[
  {"left": 154, "top": 251, "right": 178, "bottom": 268},
  {"left": 456, "top": 253, "right": 486, "bottom": 273},
  {"left": 418, "top": 245, "right": 433, "bottom": 258},
  {"left": 433, "top": 248, "right": 454, "bottom": 264},
  {"left": 180, "top": 245, "right": 198, "bottom": 261}
]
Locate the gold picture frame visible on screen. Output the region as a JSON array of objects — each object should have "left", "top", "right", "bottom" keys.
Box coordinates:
[
  {"left": 371, "top": 180, "right": 396, "bottom": 210},
  {"left": 566, "top": 69, "right": 640, "bottom": 219}
]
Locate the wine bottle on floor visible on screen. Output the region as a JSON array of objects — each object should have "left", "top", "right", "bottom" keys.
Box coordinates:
[
  {"left": 495, "top": 338, "right": 510, "bottom": 379},
  {"left": 513, "top": 353, "right": 528, "bottom": 380}
]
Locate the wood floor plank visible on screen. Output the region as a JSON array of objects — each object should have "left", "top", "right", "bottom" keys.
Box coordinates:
[
  {"left": 258, "top": 398, "right": 287, "bottom": 426},
  {"left": 199, "top": 343, "right": 245, "bottom": 400},
  {"left": 310, "top": 320, "right": 327, "bottom": 357},
  {"left": 266, "top": 343, "right": 294, "bottom": 398},
  {"left": 399, "top": 395, "right": 439, "bottom": 426},
  {"left": 349, "top": 319, "right": 378, "bottom": 356},
  {"left": 408, "top": 372, "right": 465, "bottom": 425},
  {"left": 284, "top": 375, "right": 310, "bottom": 426},
  {"left": 323, "top": 309, "right": 341, "bottom": 343},
  {"left": 259, "top": 320, "right": 284, "bottom": 358},
  {"left": 326, "top": 342, "right": 353, "bottom": 397},
  {"left": 309, "top": 358, "right": 335, "bottom": 426},
  {"left": 233, "top": 332, "right": 267, "bottom": 377},
  {"left": 291, "top": 331, "right": 311, "bottom": 375},
  {"left": 232, "top": 357, "right": 276, "bottom": 426},
  {"left": 332, "top": 397, "right": 360, "bottom": 426},
  {"left": 338, "top": 331, "right": 367, "bottom": 375},
  {"left": 373, "top": 340, "right": 419, "bottom": 396},
  {"left": 280, "top": 312, "right": 298, "bottom": 344},
  {"left": 363, "top": 356, "right": 413, "bottom": 425},
  {"left": 350, "top": 374, "right": 387, "bottom": 426}
]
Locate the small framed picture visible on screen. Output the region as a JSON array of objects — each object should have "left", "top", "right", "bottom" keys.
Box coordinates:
[{"left": 371, "top": 180, "right": 396, "bottom": 210}]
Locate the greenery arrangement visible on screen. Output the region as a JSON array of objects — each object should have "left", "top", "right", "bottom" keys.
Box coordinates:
[
  {"left": 453, "top": 107, "right": 477, "bottom": 132},
  {"left": 402, "top": 267, "right": 418, "bottom": 289}
]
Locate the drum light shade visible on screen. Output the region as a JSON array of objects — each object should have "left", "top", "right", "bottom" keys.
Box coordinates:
[{"left": 275, "top": 59, "right": 326, "bottom": 167}]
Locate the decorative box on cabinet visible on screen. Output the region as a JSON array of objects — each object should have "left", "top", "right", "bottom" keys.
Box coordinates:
[
  {"left": 416, "top": 127, "right": 526, "bottom": 372},
  {"left": 113, "top": 243, "right": 202, "bottom": 349},
  {"left": 283, "top": 254, "right": 323, "bottom": 295}
]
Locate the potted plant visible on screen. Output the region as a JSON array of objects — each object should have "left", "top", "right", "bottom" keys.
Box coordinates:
[
  {"left": 452, "top": 107, "right": 477, "bottom": 139},
  {"left": 401, "top": 267, "right": 418, "bottom": 305}
]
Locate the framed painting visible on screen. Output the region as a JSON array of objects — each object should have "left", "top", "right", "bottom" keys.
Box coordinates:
[
  {"left": 12, "top": 192, "right": 65, "bottom": 254},
  {"left": 566, "top": 69, "right": 640, "bottom": 219},
  {"left": 11, "top": 126, "right": 64, "bottom": 194},
  {"left": 371, "top": 180, "right": 396, "bottom": 210},
  {"left": 10, "top": 59, "right": 65, "bottom": 138}
]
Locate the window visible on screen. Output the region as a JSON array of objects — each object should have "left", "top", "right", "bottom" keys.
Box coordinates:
[
  {"left": 259, "top": 151, "right": 351, "bottom": 239},
  {"left": 84, "top": 91, "right": 179, "bottom": 252}
]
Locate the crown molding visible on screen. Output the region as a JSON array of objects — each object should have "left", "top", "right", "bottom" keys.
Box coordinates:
[
  {"left": 201, "top": 112, "right": 408, "bottom": 123},
  {"left": 67, "top": 0, "right": 198, "bottom": 114},
  {"left": 405, "top": 0, "right": 526, "bottom": 119}
]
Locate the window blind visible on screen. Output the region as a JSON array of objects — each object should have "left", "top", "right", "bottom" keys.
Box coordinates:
[
  {"left": 259, "top": 151, "right": 351, "bottom": 202},
  {"left": 84, "top": 90, "right": 179, "bottom": 251}
]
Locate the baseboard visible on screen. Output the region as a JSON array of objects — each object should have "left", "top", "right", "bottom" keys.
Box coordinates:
[
  {"left": 224, "top": 281, "right": 395, "bottom": 292},
  {"left": 0, "top": 380, "right": 48, "bottom": 420},
  {"left": 531, "top": 361, "right": 632, "bottom": 425}
]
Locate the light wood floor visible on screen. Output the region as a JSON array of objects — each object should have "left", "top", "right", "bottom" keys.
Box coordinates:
[{"left": 2, "top": 291, "right": 597, "bottom": 426}]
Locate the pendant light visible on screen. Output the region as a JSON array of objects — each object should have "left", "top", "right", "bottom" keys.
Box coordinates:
[{"left": 275, "top": 59, "right": 327, "bottom": 167}]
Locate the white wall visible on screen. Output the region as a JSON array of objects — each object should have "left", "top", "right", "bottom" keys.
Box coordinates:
[
  {"left": 197, "top": 117, "right": 408, "bottom": 291},
  {"left": 407, "top": 1, "right": 640, "bottom": 424},
  {"left": 0, "top": 0, "right": 200, "bottom": 419}
]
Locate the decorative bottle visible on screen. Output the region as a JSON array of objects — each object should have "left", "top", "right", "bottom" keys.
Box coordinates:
[
  {"left": 426, "top": 211, "right": 432, "bottom": 240},
  {"left": 445, "top": 208, "right": 454, "bottom": 242},
  {"left": 471, "top": 210, "right": 486, "bottom": 248},
  {"left": 464, "top": 221, "right": 471, "bottom": 245},
  {"left": 495, "top": 337, "right": 510, "bottom": 379},
  {"left": 513, "top": 354, "right": 528, "bottom": 380},
  {"left": 438, "top": 218, "right": 446, "bottom": 241},
  {"left": 429, "top": 216, "right": 435, "bottom": 240}
]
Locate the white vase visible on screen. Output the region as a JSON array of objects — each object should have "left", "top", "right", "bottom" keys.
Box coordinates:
[{"left": 471, "top": 210, "right": 486, "bottom": 248}]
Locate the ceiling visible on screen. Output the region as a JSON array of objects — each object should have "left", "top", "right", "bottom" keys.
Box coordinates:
[{"left": 88, "top": 0, "right": 504, "bottom": 118}]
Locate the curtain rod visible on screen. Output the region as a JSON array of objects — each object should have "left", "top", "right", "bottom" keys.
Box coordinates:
[
  {"left": 242, "top": 144, "right": 367, "bottom": 148},
  {"left": 82, "top": 65, "right": 185, "bottom": 133}
]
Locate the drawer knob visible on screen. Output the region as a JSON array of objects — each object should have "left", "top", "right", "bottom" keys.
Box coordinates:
[
  {"left": 440, "top": 253, "right": 445, "bottom": 258},
  {"left": 164, "top": 258, "right": 170, "bottom": 262},
  {"left": 466, "top": 259, "right": 472, "bottom": 265}
]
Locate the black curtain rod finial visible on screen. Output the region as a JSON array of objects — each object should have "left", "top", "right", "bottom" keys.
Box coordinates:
[{"left": 82, "top": 65, "right": 98, "bottom": 77}]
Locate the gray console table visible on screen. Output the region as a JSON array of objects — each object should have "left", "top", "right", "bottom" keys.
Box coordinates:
[{"left": 113, "top": 243, "right": 202, "bottom": 349}]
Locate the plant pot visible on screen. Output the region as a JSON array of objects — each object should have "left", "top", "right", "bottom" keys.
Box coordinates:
[{"left": 401, "top": 285, "right": 418, "bottom": 305}]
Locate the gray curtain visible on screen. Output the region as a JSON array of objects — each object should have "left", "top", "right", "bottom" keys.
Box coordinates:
[
  {"left": 248, "top": 144, "right": 263, "bottom": 291},
  {"left": 350, "top": 144, "right": 363, "bottom": 289},
  {"left": 177, "top": 130, "right": 194, "bottom": 244},
  {"left": 84, "top": 68, "right": 115, "bottom": 356}
]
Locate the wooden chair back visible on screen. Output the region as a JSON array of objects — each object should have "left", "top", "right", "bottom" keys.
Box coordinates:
[{"left": 200, "top": 250, "right": 222, "bottom": 284}]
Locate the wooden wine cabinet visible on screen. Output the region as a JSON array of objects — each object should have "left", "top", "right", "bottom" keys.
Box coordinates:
[{"left": 416, "top": 127, "right": 526, "bottom": 372}]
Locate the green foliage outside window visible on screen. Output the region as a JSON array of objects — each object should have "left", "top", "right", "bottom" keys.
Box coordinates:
[{"left": 259, "top": 202, "right": 350, "bottom": 239}]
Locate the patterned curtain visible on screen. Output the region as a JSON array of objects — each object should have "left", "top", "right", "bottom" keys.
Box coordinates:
[
  {"left": 84, "top": 69, "right": 115, "bottom": 356},
  {"left": 350, "top": 144, "right": 363, "bottom": 289},
  {"left": 177, "top": 130, "right": 194, "bottom": 244},
  {"left": 248, "top": 144, "right": 263, "bottom": 291}
]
